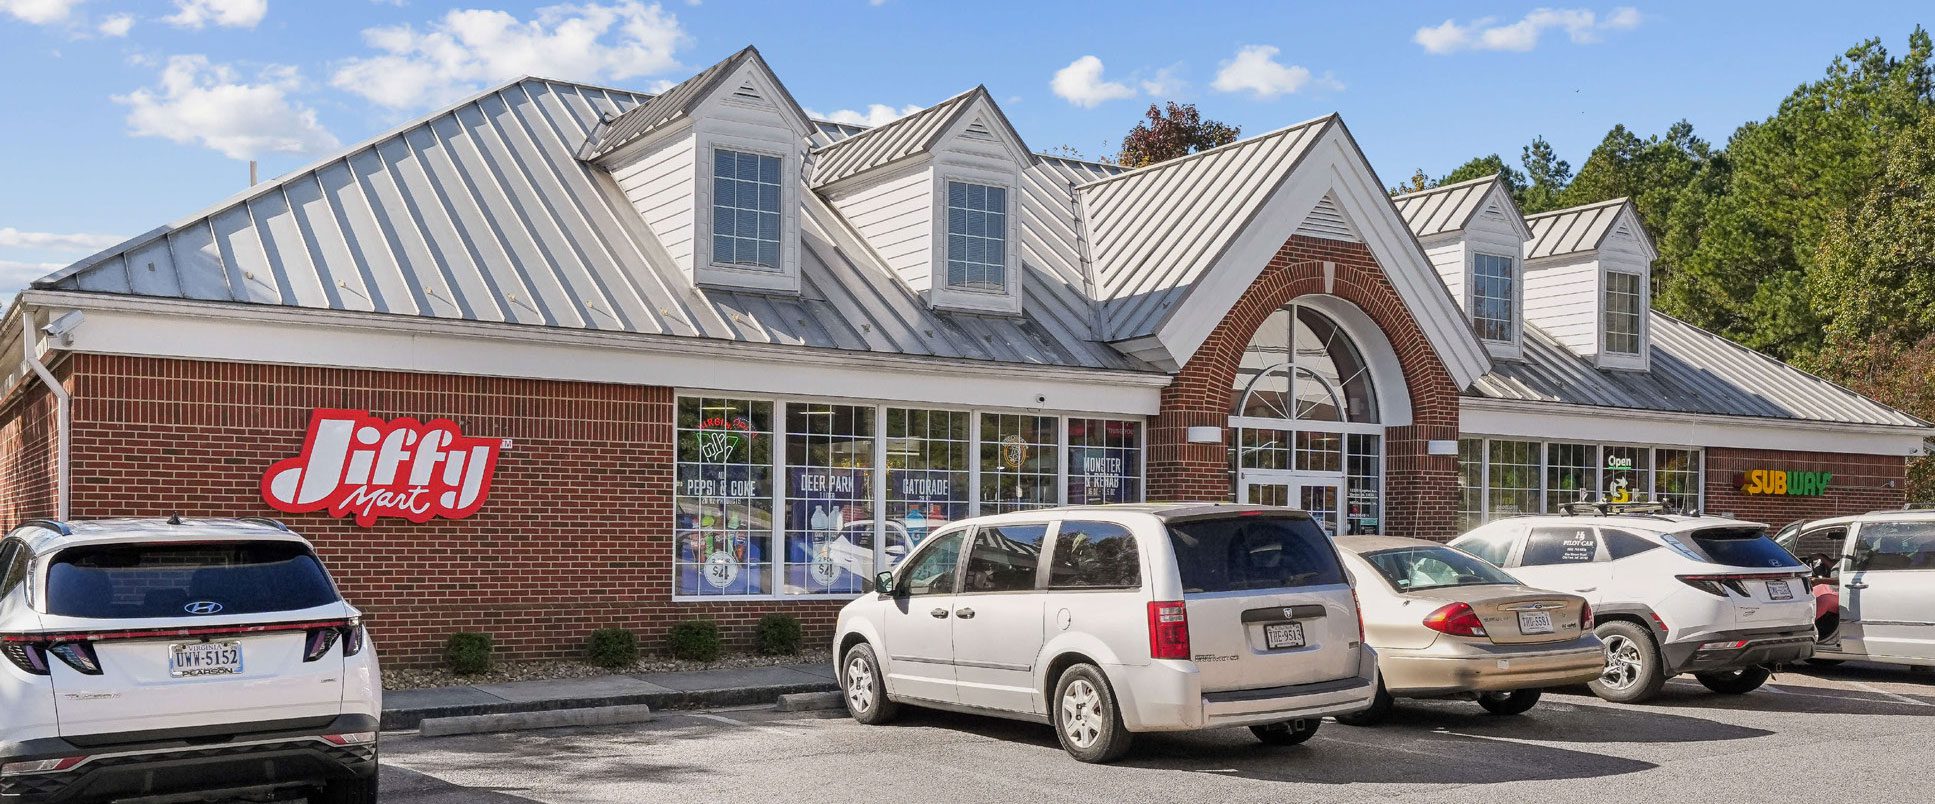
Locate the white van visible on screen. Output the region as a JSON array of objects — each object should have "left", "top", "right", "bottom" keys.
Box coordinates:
[
  {"left": 1775, "top": 509, "right": 1935, "bottom": 668},
  {"left": 832, "top": 504, "right": 1378, "bottom": 763}
]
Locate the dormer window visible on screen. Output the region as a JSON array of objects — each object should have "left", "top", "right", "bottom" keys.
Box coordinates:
[
  {"left": 945, "top": 181, "right": 1009, "bottom": 293},
  {"left": 1470, "top": 252, "right": 1517, "bottom": 343},
  {"left": 1603, "top": 271, "right": 1642, "bottom": 354},
  {"left": 712, "top": 148, "right": 783, "bottom": 271}
]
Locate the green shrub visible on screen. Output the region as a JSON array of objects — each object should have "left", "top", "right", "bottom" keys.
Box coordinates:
[
  {"left": 443, "top": 632, "right": 493, "bottom": 675},
  {"left": 755, "top": 614, "right": 803, "bottom": 656},
  {"left": 586, "top": 628, "right": 640, "bottom": 668},
  {"left": 666, "top": 619, "right": 723, "bottom": 662}
]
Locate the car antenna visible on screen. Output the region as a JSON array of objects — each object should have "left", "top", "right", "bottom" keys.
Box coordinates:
[{"left": 168, "top": 512, "right": 183, "bottom": 525}]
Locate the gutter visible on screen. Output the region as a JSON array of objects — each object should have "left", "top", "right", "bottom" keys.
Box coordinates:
[{"left": 18, "top": 309, "right": 72, "bottom": 520}]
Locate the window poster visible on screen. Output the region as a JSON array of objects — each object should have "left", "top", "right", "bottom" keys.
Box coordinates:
[{"left": 674, "top": 398, "right": 774, "bottom": 596}]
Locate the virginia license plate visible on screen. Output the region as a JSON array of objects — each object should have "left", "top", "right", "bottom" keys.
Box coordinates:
[
  {"left": 1517, "top": 611, "right": 1555, "bottom": 635},
  {"left": 169, "top": 641, "right": 243, "bottom": 678},
  {"left": 1264, "top": 622, "right": 1306, "bottom": 649},
  {"left": 1766, "top": 579, "right": 1793, "bottom": 600}
]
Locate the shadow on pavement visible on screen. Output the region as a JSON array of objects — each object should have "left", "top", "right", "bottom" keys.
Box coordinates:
[
  {"left": 1635, "top": 679, "right": 1935, "bottom": 716},
  {"left": 1353, "top": 695, "right": 1774, "bottom": 743},
  {"left": 382, "top": 764, "right": 544, "bottom": 803}
]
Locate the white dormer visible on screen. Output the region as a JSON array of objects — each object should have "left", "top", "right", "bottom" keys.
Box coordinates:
[
  {"left": 1522, "top": 198, "right": 1657, "bottom": 371},
  {"left": 1392, "top": 175, "right": 1531, "bottom": 360},
  {"left": 811, "top": 87, "right": 1034, "bottom": 315},
  {"left": 581, "top": 47, "right": 814, "bottom": 294}
]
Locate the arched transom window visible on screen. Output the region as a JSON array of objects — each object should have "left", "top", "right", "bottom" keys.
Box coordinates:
[{"left": 1232, "top": 304, "right": 1379, "bottom": 424}]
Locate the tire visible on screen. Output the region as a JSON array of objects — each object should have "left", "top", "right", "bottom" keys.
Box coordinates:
[
  {"left": 1335, "top": 680, "right": 1394, "bottom": 726},
  {"left": 1589, "top": 621, "right": 1668, "bottom": 704},
  {"left": 1052, "top": 664, "right": 1134, "bottom": 763},
  {"left": 1476, "top": 688, "right": 1542, "bottom": 716},
  {"left": 1250, "top": 718, "right": 1321, "bottom": 746},
  {"left": 313, "top": 774, "right": 378, "bottom": 804},
  {"left": 841, "top": 643, "right": 899, "bottom": 725},
  {"left": 1695, "top": 665, "right": 1771, "bottom": 695}
]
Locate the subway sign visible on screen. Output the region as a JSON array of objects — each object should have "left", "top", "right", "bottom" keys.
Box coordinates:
[{"left": 1739, "top": 469, "right": 1832, "bottom": 497}]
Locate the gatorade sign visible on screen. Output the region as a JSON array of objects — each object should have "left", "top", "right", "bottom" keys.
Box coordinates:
[{"left": 1740, "top": 469, "right": 1831, "bottom": 497}]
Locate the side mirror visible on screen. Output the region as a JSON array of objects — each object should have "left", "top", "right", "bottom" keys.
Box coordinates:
[{"left": 875, "top": 571, "right": 896, "bottom": 595}]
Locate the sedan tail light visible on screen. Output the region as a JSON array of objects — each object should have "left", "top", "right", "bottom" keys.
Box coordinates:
[
  {"left": 1580, "top": 601, "right": 1594, "bottom": 630},
  {"left": 1422, "top": 602, "right": 1488, "bottom": 638},
  {"left": 1147, "top": 601, "right": 1191, "bottom": 660}
]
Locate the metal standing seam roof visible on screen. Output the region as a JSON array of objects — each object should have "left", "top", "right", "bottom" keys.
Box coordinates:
[
  {"left": 578, "top": 45, "right": 814, "bottom": 162},
  {"left": 32, "top": 76, "right": 1144, "bottom": 373},
  {"left": 807, "top": 86, "right": 1032, "bottom": 188},
  {"left": 1473, "top": 313, "right": 1929, "bottom": 428},
  {"left": 1079, "top": 115, "right": 1334, "bottom": 342},
  {"left": 1391, "top": 174, "right": 1502, "bottom": 237},
  {"left": 1524, "top": 197, "right": 1631, "bottom": 260}
]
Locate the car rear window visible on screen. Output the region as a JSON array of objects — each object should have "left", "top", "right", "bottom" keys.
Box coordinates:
[
  {"left": 1359, "top": 545, "right": 1517, "bottom": 592},
  {"left": 47, "top": 541, "right": 340, "bottom": 619},
  {"left": 1166, "top": 515, "right": 1345, "bottom": 594},
  {"left": 1681, "top": 527, "right": 1804, "bottom": 570}
]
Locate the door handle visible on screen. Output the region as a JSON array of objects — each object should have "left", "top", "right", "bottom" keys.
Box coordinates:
[
  {"left": 1574, "top": 587, "right": 1596, "bottom": 593},
  {"left": 1845, "top": 583, "right": 1869, "bottom": 590},
  {"left": 930, "top": 608, "right": 950, "bottom": 619},
  {"left": 956, "top": 608, "right": 976, "bottom": 620}
]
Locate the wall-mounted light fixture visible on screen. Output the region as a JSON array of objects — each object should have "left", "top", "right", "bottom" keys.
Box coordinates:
[{"left": 1427, "top": 440, "right": 1459, "bottom": 456}]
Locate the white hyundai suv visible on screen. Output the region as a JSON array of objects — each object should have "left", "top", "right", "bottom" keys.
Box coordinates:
[
  {"left": 833, "top": 504, "right": 1379, "bottom": 763},
  {"left": 0, "top": 517, "right": 381, "bottom": 803},
  {"left": 1451, "top": 506, "right": 1814, "bottom": 703}
]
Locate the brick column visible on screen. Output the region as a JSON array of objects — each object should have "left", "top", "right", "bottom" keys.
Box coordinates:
[{"left": 1145, "top": 234, "right": 1464, "bottom": 540}]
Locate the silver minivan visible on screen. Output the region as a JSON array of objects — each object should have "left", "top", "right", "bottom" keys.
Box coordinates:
[{"left": 832, "top": 503, "right": 1378, "bottom": 762}]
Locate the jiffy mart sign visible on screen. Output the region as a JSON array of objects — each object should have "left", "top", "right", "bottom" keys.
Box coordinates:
[{"left": 262, "top": 409, "right": 505, "bottom": 527}]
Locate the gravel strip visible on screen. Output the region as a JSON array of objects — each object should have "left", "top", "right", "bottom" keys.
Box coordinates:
[{"left": 384, "top": 651, "right": 832, "bottom": 691}]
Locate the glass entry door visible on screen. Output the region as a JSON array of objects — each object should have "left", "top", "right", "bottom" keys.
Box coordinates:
[{"left": 1239, "top": 472, "right": 1345, "bottom": 537}]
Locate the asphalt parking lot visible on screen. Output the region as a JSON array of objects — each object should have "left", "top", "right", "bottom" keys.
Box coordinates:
[{"left": 379, "top": 662, "right": 1935, "bottom": 804}]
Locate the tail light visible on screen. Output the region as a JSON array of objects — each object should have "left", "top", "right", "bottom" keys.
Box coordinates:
[
  {"left": 1147, "top": 601, "right": 1191, "bottom": 660},
  {"left": 1350, "top": 588, "right": 1366, "bottom": 644},
  {"left": 47, "top": 643, "right": 102, "bottom": 675},
  {"left": 303, "top": 627, "right": 342, "bottom": 662},
  {"left": 1422, "top": 602, "right": 1488, "bottom": 638},
  {"left": 341, "top": 619, "right": 366, "bottom": 657},
  {"left": 1677, "top": 574, "right": 1744, "bottom": 597},
  {"left": 1, "top": 640, "right": 50, "bottom": 676},
  {"left": 0, "top": 755, "right": 88, "bottom": 777},
  {"left": 1580, "top": 601, "right": 1594, "bottom": 630},
  {"left": 321, "top": 732, "right": 377, "bottom": 746}
]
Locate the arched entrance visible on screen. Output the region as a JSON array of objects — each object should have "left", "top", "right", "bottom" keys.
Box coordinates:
[{"left": 1231, "top": 302, "right": 1384, "bottom": 536}]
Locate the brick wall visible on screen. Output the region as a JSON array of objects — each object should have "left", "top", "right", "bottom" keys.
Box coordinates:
[
  {"left": 1703, "top": 447, "right": 1906, "bottom": 530},
  {"left": 1146, "top": 235, "right": 1464, "bottom": 539},
  {"left": 57, "top": 354, "right": 841, "bottom": 667},
  {"left": 0, "top": 362, "right": 62, "bottom": 523}
]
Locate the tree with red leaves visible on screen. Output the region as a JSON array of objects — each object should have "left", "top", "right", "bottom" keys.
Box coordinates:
[{"left": 1117, "top": 102, "right": 1240, "bottom": 169}]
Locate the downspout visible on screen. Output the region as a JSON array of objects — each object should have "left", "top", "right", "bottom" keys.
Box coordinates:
[{"left": 19, "top": 311, "right": 71, "bottom": 520}]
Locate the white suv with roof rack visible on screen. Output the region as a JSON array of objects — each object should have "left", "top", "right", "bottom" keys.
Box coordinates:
[
  {"left": 833, "top": 503, "right": 1378, "bottom": 763},
  {"left": 1450, "top": 503, "right": 1815, "bottom": 703},
  {"left": 0, "top": 517, "right": 380, "bottom": 803}
]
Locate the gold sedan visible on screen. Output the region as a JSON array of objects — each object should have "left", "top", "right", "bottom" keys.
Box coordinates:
[{"left": 1334, "top": 536, "right": 1605, "bottom": 724}]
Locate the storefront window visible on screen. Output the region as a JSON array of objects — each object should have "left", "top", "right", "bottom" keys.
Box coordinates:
[
  {"left": 885, "top": 408, "right": 970, "bottom": 564},
  {"left": 1487, "top": 440, "right": 1540, "bottom": 518},
  {"left": 1545, "top": 443, "right": 1596, "bottom": 512},
  {"left": 1655, "top": 449, "right": 1700, "bottom": 511},
  {"left": 1068, "top": 418, "right": 1142, "bottom": 504},
  {"left": 1603, "top": 445, "right": 1650, "bottom": 504},
  {"left": 1237, "top": 427, "right": 1291, "bottom": 469},
  {"left": 1295, "top": 431, "right": 1343, "bottom": 473},
  {"left": 979, "top": 413, "right": 1058, "bottom": 514},
  {"left": 675, "top": 397, "right": 775, "bottom": 596},
  {"left": 1346, "top": 433, "right": 1381, "bottom": 534},
  {"left": 783, "top": 403, "right": 875, "bottom": 595},
  {"left": 1458, "top": 438, "right": 1485, "bottom": 531}
]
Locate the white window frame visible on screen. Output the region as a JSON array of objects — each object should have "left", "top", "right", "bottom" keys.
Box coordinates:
[
  {"left": 693, "top": 132, "right": 802, "bottom": 293},
  {"left": 1601, "top": 270, "right": 1645, "bottom": 357},
  {"left": 1456, "top": 436, "right": 1706, "bottom": 526},
  {"left": 928, "top": 164, "right": 1021, "bottom": 314},
  {"left": 1467, "top": 250, "right": 1521, "bottom": 350},
  {"left": 671, "top": 391, "right": 1145, "bottom": 602}
]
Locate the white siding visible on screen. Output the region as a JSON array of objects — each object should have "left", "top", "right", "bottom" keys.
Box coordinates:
[
  {"left": 1524, "top": 254, "right": 1600, "bottom": 358},
  {"left": 829, "top": 165, "right": 934, "bottom": 286},
  {"left": 611, "top": 132, "right": 698, "bottom": 274},
  {"left": 1421, "top": 237, "right": 1466, "bottom": 310}
]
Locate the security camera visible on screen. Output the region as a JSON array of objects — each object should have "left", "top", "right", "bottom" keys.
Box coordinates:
[
  {"left": 41, "top": 310, "right": 84, "bottom": 344},
  {"left": 1034, "top": 394, "right": 1047, "bottom": 405}
]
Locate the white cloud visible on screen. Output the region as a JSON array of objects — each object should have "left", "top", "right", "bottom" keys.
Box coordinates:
[
  {"left": 1051, "top": 55, "right": 1136, "bottom": 108},
  {"left": 114, "top": 55, "right": 340, "bottom": 161},
  {"left": 0, "top": 0, "right": 84, "bottom": 25},
  {"left": 0, "top": 260, "right": 62, "bottom": 305},
  {"left": 1415, "top": 6, "right": 1642, "bottom": 54},
  {"left": 97, "top": 12, "right": 132, "bottom": 36},
  {"left": 804, "top": 103, "right": 921, "bottom": 127},
  {"left": 1211, "top": 45, "right": 1339, "bottom": 100},
  {"left": 1139, "top": 65, "right": 1185, "bottom": 98},
  {"left": 331, "top": 1, "right": 688, "bottom": 111},
  {"left": 0, "top": 229, "right": 123, "bottom": 251},
  {"left": 165, "top": 0, "right": 268, "bottom": 29}
]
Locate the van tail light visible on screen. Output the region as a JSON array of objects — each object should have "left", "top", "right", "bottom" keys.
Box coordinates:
[
  {"left": 303, "top": 627, "right": 342, "bottom": 662},
  {"left": 1147, "top": 601, "right": 1191, "bottom": 660},
  {"left": 341, "top": 619, "right": 366, "bottom": 658},
  {"left": 1351, "top": 589, "right": 1366, "bottom": 644},
  {"left": 1, "top": 639, "right": 50, "bottom": 676},
  {"left": 1422, "top": 602, "right": 1488, "bottom": 638},
  {"left": 1580, "top": 601, "right": 1594, "bottom": 630},
  {"left": 47, "top": 643, "right": 102, "bottom": 675}
]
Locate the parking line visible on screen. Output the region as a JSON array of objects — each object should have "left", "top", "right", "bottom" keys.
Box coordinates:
[
  {"left": 1838, "top": 680, "right": 1933, "bottom": 708},
  {"left": 689, "top": 713, "right": 748, "bottom": 726}
]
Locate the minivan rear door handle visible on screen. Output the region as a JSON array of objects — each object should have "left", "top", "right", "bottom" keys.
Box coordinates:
[
  {"left": 1845, "top": 582, "right": 1868, "bottom": 590},
  {"left": 930, "top": 608, "right": 950, "bottom": 619},
  {"left": 955, "top": 608, "right": 976, "bottom": 620}
]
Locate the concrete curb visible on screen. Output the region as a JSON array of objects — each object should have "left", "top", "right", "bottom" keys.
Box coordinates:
[
  {"left": 381, "top": 680, "right": 837, "bottom": 731},
  {"left": 775, "top": 691, "right": 844, "bottom": 712},
  {"left": 419, "top": 704, "right": 658, "bottom": 737}
]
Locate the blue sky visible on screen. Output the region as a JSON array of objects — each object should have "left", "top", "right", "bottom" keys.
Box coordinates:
[{"left": 1, "top": 1, "right": 1929, "bottom": 300}]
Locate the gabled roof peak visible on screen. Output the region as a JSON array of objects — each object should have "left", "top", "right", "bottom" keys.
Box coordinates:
[
  {"left": 578, "top": 45, "right": 809, "bottom": 162},
  {"left": 1524, "top": 197, "right": 1652, "bottom": 260},
  {"left": 1392, "top": 172, "right": 1528, "bottom": 240},
  {"left": 808, "top": 85, "right": 1030, "bottom": 189},
  {"left": 1076, "top": 113, "right": 1337, "bottom": 191}
]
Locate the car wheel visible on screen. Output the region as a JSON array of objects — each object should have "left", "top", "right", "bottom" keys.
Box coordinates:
[
  {"left": 1053, "top": 664, "right": 1134, "bottom": 763},
  {"left": 1476, "top": 688, "right": 1542, "bottom": 716},
  {"left": 1250, "top": 718, "right": 1321, "bottom": 746},
  {"left": 313, "top": 773, "right": 378, "bottom": 804},
  {"left": 1694, "top": 666, "right": 1771, "bottom": 695},
  {"left": 842, "top": 643, "right": 899, "bottom": 725},
  {"left": 1335, "top": 680, "right": 1393, "bottom": 726},
  {"left": 1588, "top": 621, "right": 1667, "bottom": 704}
]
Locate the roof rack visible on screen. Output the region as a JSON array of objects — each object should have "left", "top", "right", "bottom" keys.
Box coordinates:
[
  {"left": 1899, "top": 502, "right": 1935, "bottom": 511},
  {"left": 16, "top": 518, "right": 72, "bottom": 536},
  {"left": 1556, "top": 501, "right": 1688, "bottom": 519},
  {"left": 240, "top": 517, "right": 291, "bottom": 531}
]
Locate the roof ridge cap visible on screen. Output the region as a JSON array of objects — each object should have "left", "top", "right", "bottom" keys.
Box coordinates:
[{"left": 1075, "top": 113, "right": 1337, "bottom": 191}]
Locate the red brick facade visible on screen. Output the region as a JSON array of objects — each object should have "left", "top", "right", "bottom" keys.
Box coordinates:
[
  {"left": 0, "top": 363, "right": 62, "bottom": 524},
  {"left": 39, "top": 354, "right": 842, "bottom": 667},
  {"left": 1146, "top": 234, "right": 1465, "bottom": 539},
  {"left": 1703, "top": 447, "right": 1906, "bottom": 528}
]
